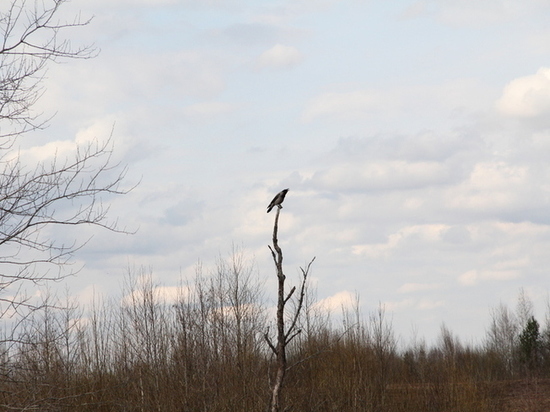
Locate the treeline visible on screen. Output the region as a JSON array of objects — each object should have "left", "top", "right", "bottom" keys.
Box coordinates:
[{"left": 1, "top": 256, "right": 550, "bottom": 411}]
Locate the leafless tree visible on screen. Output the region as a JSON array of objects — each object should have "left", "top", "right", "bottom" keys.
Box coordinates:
[
  {"left": 0, "top": 1, "right": 129, "bottom": 325},
  {"left": 516, "top": 288, "right": 535, "bottom": 328},
  {"left": 0, "top": 0, "right": 95, "bottom": 139},
  {"left": 486, "top": 302, "right": 519, "bottom": 374},
  {"left": 264, "top": 204, "right": 315, "bottom": 412}
]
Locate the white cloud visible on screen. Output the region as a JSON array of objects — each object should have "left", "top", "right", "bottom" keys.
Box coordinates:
[
  {"left": 182, "top": 101, "right": 238, "bottom": 119},
  {"left": 408, "top": 0, "right": 541, "bottom": 26},
  {"left": 301, "top": 77, "right": 495, "bottom": 127},
  {"left": 496, "top": 67, "right": 550, "bottom": 118},
  {"left": 313, "top": 290, "right": 356, "bottom": 313},
  {"left": 384, "top": 298, "right": 443, "bottom": 311},
  {"left": 43, "top": 49, "right": 227, "bottom": 117},
  {"left": 417, "top": 299, "right": 445, "bottom": 310},
  {"left": 302, "top": 90, "right": 395, "bottom": 122},
  {"left": 257, "top": 44, "right": 303, "bottom": 69},
  {"left": 398, "top": 283, "right": 443, "bottom": 293},
  {"left": 458, "top": 269, "right": 520, "bottom": 286},
  {"left": 399, "top": 1, "right": 428, "bottom": 20},
  {"left": 384, "top": 299, "right": 415, "bottom": 312},
  {"left": 445, "top": 162, "right": 529, "bottom": 211},
  {"left": 21, "top": 140, "right": 76, "bottom": 163},
  {"left": 122, "top": 285, "right": 186, "bottom": 306},
  {"left": 80, "top": 0, "right": 227, "bottom": 8},
  {"left": 352, "top": 236, "right": 400, "bottom": 259},
  {"left": 353, "top": 224, "right": 449, "bottom": 259},
  {"left": 310, "top": 160, "right": 450, "bottom": 192}
]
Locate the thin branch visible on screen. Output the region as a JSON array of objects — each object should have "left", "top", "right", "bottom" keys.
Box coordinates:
[{"left": 285, "top": 257, "right": 315, "bottom": 343}]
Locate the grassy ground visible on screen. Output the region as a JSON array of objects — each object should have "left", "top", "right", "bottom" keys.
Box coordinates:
[{"left": 486, "top": 378, "right": 550, "bottom": 412}]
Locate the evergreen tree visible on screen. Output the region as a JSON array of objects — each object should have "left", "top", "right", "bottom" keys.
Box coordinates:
[{"left": 518, "top": 316, "right": 541, "bottom": 371}]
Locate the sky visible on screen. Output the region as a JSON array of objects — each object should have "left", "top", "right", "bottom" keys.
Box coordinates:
[{"left": 11, "top": 0, "right": 550, "bottom": 344}]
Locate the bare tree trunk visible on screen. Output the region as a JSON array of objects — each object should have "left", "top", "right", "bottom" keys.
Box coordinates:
[
  {"left": 265, "top": 206, "right": 315, "bottom": 412},
  {"left": 271, "top": 207, "right": 286, "bottom": 412}
]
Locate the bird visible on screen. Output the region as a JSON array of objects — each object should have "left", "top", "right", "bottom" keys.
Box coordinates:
[{"left": 267, "top": 188, "right": 289, "bottom": 213}]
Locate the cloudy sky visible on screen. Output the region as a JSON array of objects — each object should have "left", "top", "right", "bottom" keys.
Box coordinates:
[{"left": 15, "top": 0, "right": 550, "bottom": 343}]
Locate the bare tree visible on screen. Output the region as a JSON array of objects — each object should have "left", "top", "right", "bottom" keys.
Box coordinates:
[
  {"left": 516, "top": 288, "right": 535, "bottom": 328},
  {"left": 264, "top": 203, "right": 315, "bottom": 412},
  {"left": 368, "top": 304, "right": 396, "bottom": 410},
  {"left": 0, "top": 1, "right": 129, "bottom": 322},
  {"left": 0, "top": 0, "right": 95, "bottom": 139},
  {"left": 486, "top": 302, "right": 519, "bottom": 374}
]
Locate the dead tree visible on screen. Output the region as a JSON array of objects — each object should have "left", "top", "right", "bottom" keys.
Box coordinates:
[{"left": 265, "top": 204, "right": 315, "bottom": 412}]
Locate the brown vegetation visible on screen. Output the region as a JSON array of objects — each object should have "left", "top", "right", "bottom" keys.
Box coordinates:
[{"left": 1, "top": 259, "right": 550, "bottom": 411}]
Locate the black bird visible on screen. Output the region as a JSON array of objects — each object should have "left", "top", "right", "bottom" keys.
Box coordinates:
[{"left": 267, "top": 189, "right": 289, "bottom": 213}]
